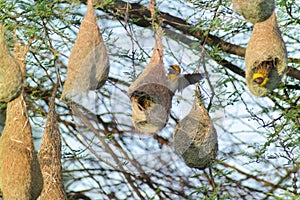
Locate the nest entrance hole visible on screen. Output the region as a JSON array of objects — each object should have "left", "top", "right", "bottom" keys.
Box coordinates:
[{"left": 132, "top": 91, "right": 155, "bottom": 111}]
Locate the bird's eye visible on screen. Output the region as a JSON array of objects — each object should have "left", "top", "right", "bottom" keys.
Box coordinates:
[{"left": 253, "top": 77, "right": 264, "bottom": 85}]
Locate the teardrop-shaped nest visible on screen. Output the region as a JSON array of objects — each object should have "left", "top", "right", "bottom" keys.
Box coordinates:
[
  {"left": 61, "top": 0, "right": 110, "bottom": 101},
  {"left": 38, "top": 84, "right": 66, "bottom": 199},
  {"left": 0, "top": 25, "right": 23, "bottom": 103},
  {"left": 173, "top": 95, "right": 218, "bottom": 169},
  {"left": 232, "top": 0, "right": 275, "bottom": 23},
  {"left": 128, "top": 63, "right": 172, "bottom": 134},
  {"left": 245, "top": 11, "right": 287, "bottom": 97}
]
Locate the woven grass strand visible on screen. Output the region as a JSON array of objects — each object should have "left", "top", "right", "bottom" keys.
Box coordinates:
[
  {"left": 0, "top": 25, "right": 22, "bottom": 103},
  {"left": 61, "top": 0, "right": 109, "bottom": 101},
  {"left": 173, "top": 93, "right": 218, "bottom": 170},
  {"left": 232, "top": 0, "right": 275, "bottom": 23},
  {"left": 245, "top": 11, "right": 287, "bottom": 97}
]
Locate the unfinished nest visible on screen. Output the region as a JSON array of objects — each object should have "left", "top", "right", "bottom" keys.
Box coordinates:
[
  {"left": 128, "top": 63, "right": 172, "bottom": 134},
  {"left": 245, "top": 11, "right": 287, "bottom": 97},
  {"left": 61, "top": 0, "right": 110, "bottom": 101},
  {"left": 173, "top": 94, "right": 218, "bottom": 170},
  {"left": 232, "top": 0, "right": 275, "bottom": 23},
  {"left": 0, "top": 25, "right": 23, "bottom": 103}
]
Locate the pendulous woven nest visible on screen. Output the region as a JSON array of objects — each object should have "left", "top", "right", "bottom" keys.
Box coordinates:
[
  {"left": 38, "top": 83, "right": 66, "bottom": 200},
  {"left": 128, "top": 64, "right": 172, "bottom": 134},
  {"left": 128, "top": 27, "right": 173, "bottom": 134},
  {"left": 61, "top": 0, "right": 109, "bottom": 101},
  {"left": 0, "top": 95, "right": 43, "bottom": 199},
  {"left": 173, "top": 92, "right": 218, "bottom": 170},
  {"left": 0, "top": 39, "right": 43, "bottom": 199},
  {"left": 245, "top": 11, "right": 287, "bottom": 97},
  {"left": 0, "top": 24, "right": 23, "bottom": 103},
  {"left": 232, "top": 0, "right": 275, "bottom": 23}
]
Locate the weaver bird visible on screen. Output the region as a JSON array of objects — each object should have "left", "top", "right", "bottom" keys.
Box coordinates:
[
  {"left": 252, "top": 60, "right": 274, "bottom": 87},
  {"left": 168, "top": 64, "right": 203, "bottom": 92}
]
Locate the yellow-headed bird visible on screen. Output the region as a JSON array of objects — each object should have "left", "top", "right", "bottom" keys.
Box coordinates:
[
  {"left": 252, "top": 61, "right": 274, "bottom": 87},
  {"left": 168, "top": 64, "right": 203, "bottom": 92}
]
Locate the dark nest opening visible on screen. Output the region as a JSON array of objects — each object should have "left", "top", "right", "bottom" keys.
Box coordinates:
[{"left": 132, "top": 91, "right": 156, "bottom": 111}]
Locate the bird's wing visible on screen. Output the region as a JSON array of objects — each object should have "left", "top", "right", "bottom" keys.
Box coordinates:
[{"left": 177, "top": 73, "right": 204, "bottom": 91}]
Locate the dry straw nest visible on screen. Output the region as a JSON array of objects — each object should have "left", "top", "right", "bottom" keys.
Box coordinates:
[
  {"left": 128, "top": 63, "right": 172, "bottom": 134},
  {"left": 38, "top": 84, "right": 66, "bottom": 200},
  {"left": 245, "top": 11, "right": 287, "bottom": 97},
  {"left": 0, "top": 95, "right": 43, "bottom": 199},
  {"left": 0, "top": 25, "right": 23, "bottom": 103},
  {"left": 61, "top": 0, "right": 109, "bottom": 101},
  {"left": 232, "top": 0, "right": 275, "bottom": 23},
  {"left": 173, "top": 93, "right": 218, "bottom": 170},
  {"left": 0, "top": 37, "right": 43, "bottom": 199},
  {"left": 128, "top": 26, "right": 173, "bottom": 134}
]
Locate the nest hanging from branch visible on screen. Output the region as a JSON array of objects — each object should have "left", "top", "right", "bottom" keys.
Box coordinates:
[
  {"left": 128, "top": 26, "right": 173, "bottom": 134},
  {"left": 128, "top": 0, "right": 203, "bottom": 134},
  {"left": 0, "top": 95, "right": 43, "bottom": 199},
  {"left": 245, "top": 11, "right": 287, "bottom": 97},
  {"left": 173, "top": 90, "right": 218, "bottom": 170},
  {"left": 232, "top": 0, "right": 275, "bottom": 23},
  {"left": 0, "top": 40, "right": 43, "bottom": 200},
  {"left": 38, "top": 83, "right": 66, "bottom": 199},
  {"left": 128, "top": 64, "right": 172, "bottom": 134},
  {"left": 0, "top": 24, "right": 23, "bottom": 103},
  {"left": 61, "top": 0, "right": 110, "bottom": 101}
]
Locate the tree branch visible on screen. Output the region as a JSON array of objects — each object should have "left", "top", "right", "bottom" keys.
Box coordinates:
[{"left": 86, "top": 0, "right": 300, "bottom": 81}]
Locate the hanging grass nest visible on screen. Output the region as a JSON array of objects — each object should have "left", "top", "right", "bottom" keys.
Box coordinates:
[
  {"left": 128, "top": 64, "right": 172, "bottom": 134},
  {"left": 61, "top": 0, "right": 110, "bottom": 101},
  {"left": 38, "top": 84, "right": 66, "bottom": 199},
  {"left": 232, "top": 0, "right": 275, "bottom": 23},
  {"left": 0, "top": 25, "right": 23, "bottom": 103},
  {"left": 173, "top": 91, "right": 218, "bottom": 170},
  {"left": 245, "top": 11, "right": 287, "bottom": 97},
  {"left": 0, "top": 95, "right": 43, "bottom": 200},
  {"left": 0, "top": 41, "right": 43, "bottom": 199},
  {"left": 128, "top": 27, "right": 173, "bottom": 134}
]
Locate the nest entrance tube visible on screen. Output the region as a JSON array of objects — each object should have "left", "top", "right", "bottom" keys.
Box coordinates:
[
  {"left": 173, "top": 89, "right": 218, "bottom": 169},
  {"left": 245, "top": 11, "right": 287, "bottom": 97}
]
